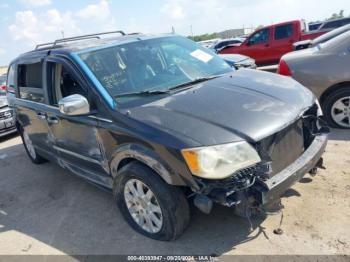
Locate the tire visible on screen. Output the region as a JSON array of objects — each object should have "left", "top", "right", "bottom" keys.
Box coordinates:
[
  {"left": 322, "top": 87, "right": 350, "bottom": 129},
  {"left": 113, "top": 161, "right": 190, "bottom": 241},
  {"left": 19, "top": 127, "right": 47, "bottom": 164}
]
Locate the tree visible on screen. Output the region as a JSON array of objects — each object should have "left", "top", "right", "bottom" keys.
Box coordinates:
[
  {"left": 327, "top": 10, "right": 345, "bottom": 20},
  {"left": 188, "top": 33, "right": 220, "bottom": 42}
]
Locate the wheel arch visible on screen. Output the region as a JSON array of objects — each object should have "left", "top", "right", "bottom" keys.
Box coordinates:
[
  {"left": 319, "top": 81, "right": 350, "bottom": 105},
  {"left": 15, "top": 120, "right": 21, "bottom": 131},
  {"left": 110, "top": 143, "right": 187, "bottom": 186}
]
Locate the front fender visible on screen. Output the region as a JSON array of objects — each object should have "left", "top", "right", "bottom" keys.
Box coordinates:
[{"left": 110, "top": 143, "right": 187, "bottom": 186}]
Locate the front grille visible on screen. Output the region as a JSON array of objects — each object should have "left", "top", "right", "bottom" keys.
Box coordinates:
[
  {"left": 257, "top": 119, "right": 305, "bottom": 177},
  {"left": 0, "top": 110, "right": 12, "bottom": 120},
  {"left": 198, "top": 165, "right": 257, "bottom": 193}
]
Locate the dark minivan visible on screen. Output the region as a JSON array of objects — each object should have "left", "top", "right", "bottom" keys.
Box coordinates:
[{"left": 8, "top": 32, "right": 328, "bottom": 241}]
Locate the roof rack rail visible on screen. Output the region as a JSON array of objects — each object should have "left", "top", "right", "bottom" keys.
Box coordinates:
[
  {"left": 35, "top": 30, "right": 126, "bottom": 50},
  {"left": 35, "top": 42, "right": 55, "bottom": 50}
]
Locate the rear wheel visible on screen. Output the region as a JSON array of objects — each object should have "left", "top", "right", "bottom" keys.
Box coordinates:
[
  {"left": 20, "top": 127, "right": 47, "bottom": 164},
  {"left": 113, "top": 161, "right": 190, "bottom": 241},
  {"left": 323, "top": 87, "right": 350, "bottom": 129}
]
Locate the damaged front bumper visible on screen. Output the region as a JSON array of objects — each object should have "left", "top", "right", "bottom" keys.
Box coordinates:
[
  {"left": 252, "top": 133, "right": 327, "bottom": 205},
  {"left": 192, "top": 132, "right": 328, "bottom": 214}
]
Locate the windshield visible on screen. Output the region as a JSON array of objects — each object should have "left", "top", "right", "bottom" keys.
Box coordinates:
[
  {"left": 78, "top": 36, "right": 231, "bottom": 101},
  {"left": 314, "top": 24, "right": 350, "bottom": 45},
  {"left": 318, "top": 30, "right": 350, "bottom": 50}
]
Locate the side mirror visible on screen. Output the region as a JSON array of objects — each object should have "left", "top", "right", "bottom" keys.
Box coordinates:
[{"left": 58, "top": 94, "right": 90, "bottom": 116}]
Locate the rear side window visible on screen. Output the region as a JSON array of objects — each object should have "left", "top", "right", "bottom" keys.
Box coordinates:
[
  {"left": 18, "top": 62, "right": 44, "bottom": 103},
  {"left": 274, "top": 24, "right": 293, "bottom": 40}
]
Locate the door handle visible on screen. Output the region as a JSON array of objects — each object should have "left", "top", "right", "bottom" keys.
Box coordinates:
[
  {"left": 47, "top": 116, "right": 59, "bottom": 125},
  {"left": 36, "top": 112, "right": 46, "bottom": 120}
]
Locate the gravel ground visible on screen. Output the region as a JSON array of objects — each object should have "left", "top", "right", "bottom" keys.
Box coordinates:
[{"left": 0, "top": 130, "right": 349, "bottom": 257}]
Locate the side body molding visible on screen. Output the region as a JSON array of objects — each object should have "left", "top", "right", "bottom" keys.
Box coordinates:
[{"left": 110, "top": 144, "right": 186, "bottom": 186}]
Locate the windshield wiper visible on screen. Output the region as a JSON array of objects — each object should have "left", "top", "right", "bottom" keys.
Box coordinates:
[
  {"left": 168, "top": 76, "right": 220, "bottom": 92},
  {"left": 115, "top": 89, "right": 169, "bottom": 98},
  {"left": 115, "top": 76, "right": 221, "bottom": 98}
]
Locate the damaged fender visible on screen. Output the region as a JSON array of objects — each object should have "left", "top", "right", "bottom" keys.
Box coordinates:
[{"left": 109, "top": 143, "right": 187, "bottom": 186}]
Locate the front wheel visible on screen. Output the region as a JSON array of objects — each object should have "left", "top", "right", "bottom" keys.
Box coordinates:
[
  {"left": 113, "top": 162, "right": 190, "bottom": 241},
  {"left": 323, "top": 87, "right": 350, "bottom": 129}
]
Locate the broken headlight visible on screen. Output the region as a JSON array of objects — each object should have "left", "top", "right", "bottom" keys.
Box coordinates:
[{"left": 181, "top": 141, "right": 261, "bottom": 179}]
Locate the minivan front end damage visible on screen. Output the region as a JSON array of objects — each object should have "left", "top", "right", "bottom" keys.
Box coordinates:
[{"left": 191, "top": 104, "right": 329, "bottom": 215}]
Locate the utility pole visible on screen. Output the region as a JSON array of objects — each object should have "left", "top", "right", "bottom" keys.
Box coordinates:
[
  {"left": 190, "top": 25, "right": 194, "bottom": 39},
  {"left": 61, "top": 30, "right": 65, "bottom": 39}
]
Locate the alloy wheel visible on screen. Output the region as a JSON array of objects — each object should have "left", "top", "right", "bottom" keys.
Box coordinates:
[
  {"left": 124, "top": 179, "right": 163, "bottom": 233},
  {"left": 331, "top": 96, "right": 350, "bottom": 128}
]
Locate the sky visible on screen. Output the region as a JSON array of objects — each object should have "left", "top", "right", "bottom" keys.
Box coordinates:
[{"left": 0, "top": 0, "right": 349, "bottom": 65}]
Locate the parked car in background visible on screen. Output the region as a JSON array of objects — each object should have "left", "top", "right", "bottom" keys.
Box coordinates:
[
  {"left": 198, "top": 38, "right": 221, "bottom": 48},
  {"left": 308, "top": 22, "right": 323, "bottom": 31},
  {"left": 317, "top": 17, "right": 350, "bottom": 31},
  {"left": 278, "top": 30, "right": 350, "bottom": 129},
  {"left": 209, "top": 38, "right": 245, "bottom": 53},
  {"left": 219, "top": 54, "right": 257, "bottom": 69},
  {"left": 219, "top": 20, "right": 330, "bottom": 66},
  {"left": 0, "top": 74, "right": 7, "bottom": 95},
  {"left": 8, "top": 32, "right": 328, "bottom": 241},
  {"left": 293, "top": 24, "right": 350, "bottom": 50},
  {"left": 0, "top": 74, "right": 16, "bottom": 137}
]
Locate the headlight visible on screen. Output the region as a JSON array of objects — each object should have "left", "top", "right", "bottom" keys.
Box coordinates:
[
  {"left": 181, "top": 141, "right": 261, "bottom": 179},
  {"left": 4, "top": 111, "right": 12, "bottom": 118}
]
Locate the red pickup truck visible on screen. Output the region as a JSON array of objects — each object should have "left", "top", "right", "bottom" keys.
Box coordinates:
[{"left": 219, "top": 20, "right": 329, "bottom": 66}]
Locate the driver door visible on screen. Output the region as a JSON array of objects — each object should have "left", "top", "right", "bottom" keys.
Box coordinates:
[
  {"left": 243, "top": 28, "right": 272, "bottom": 65},
  {"left": 43, "top": 57, "right": 107, "bottom": 177}
]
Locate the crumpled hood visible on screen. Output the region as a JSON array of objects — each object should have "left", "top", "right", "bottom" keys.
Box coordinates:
[
  {"left": 126, "top": 69, "right": 315, "bottom": 146},
  {"left": 0, "top": 96, "right": 8, "bottom": 108}
]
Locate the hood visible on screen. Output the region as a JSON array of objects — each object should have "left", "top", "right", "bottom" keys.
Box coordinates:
[
  {"left": 293, "top": 39, "right": 312, "bottom": 48},
  {"left": 126, "top": 69, "right": 315, "bottom": 146},
  {"left": 219, "top": 54, "right": 251, "bottom": 63},
  {"left": 0, "top": 96, "right": 8, "bottom": 108}
]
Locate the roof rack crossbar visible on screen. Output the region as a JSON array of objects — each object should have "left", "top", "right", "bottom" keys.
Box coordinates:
[{"left": 35, "top": 30, "right": 126, "bottom": 50}]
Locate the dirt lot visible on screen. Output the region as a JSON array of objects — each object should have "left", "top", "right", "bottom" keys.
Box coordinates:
[{"left": 0, "top": 130, "right": 349, "bottom": 257}]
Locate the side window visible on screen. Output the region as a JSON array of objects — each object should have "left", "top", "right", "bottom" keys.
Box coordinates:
[
  {"left": 249, "top": 28, "right": 270, "bottom": 45},
  {"left": 322, "top": 21, "right": 338, "bottom": 29},
  {"left": 321, "top": 19, "right": 350, "bottom": 29},
  {"left": 18, "top": 62, "right": 44, "bottom": 103},
  {"left": 309, "top": 23, "right": 322, "bottom": 31},
  {"left": 339, "top": 18, "right": 350, "bottom": 27},
  {"left": 274, "top": 24, "right": 293, "bottom": 40},
  {"left": 217, "top": 41, "right": 228, "bottom": 49},
  {"left": 47, "top": 62, "right": 88, "bottom": 106}
]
